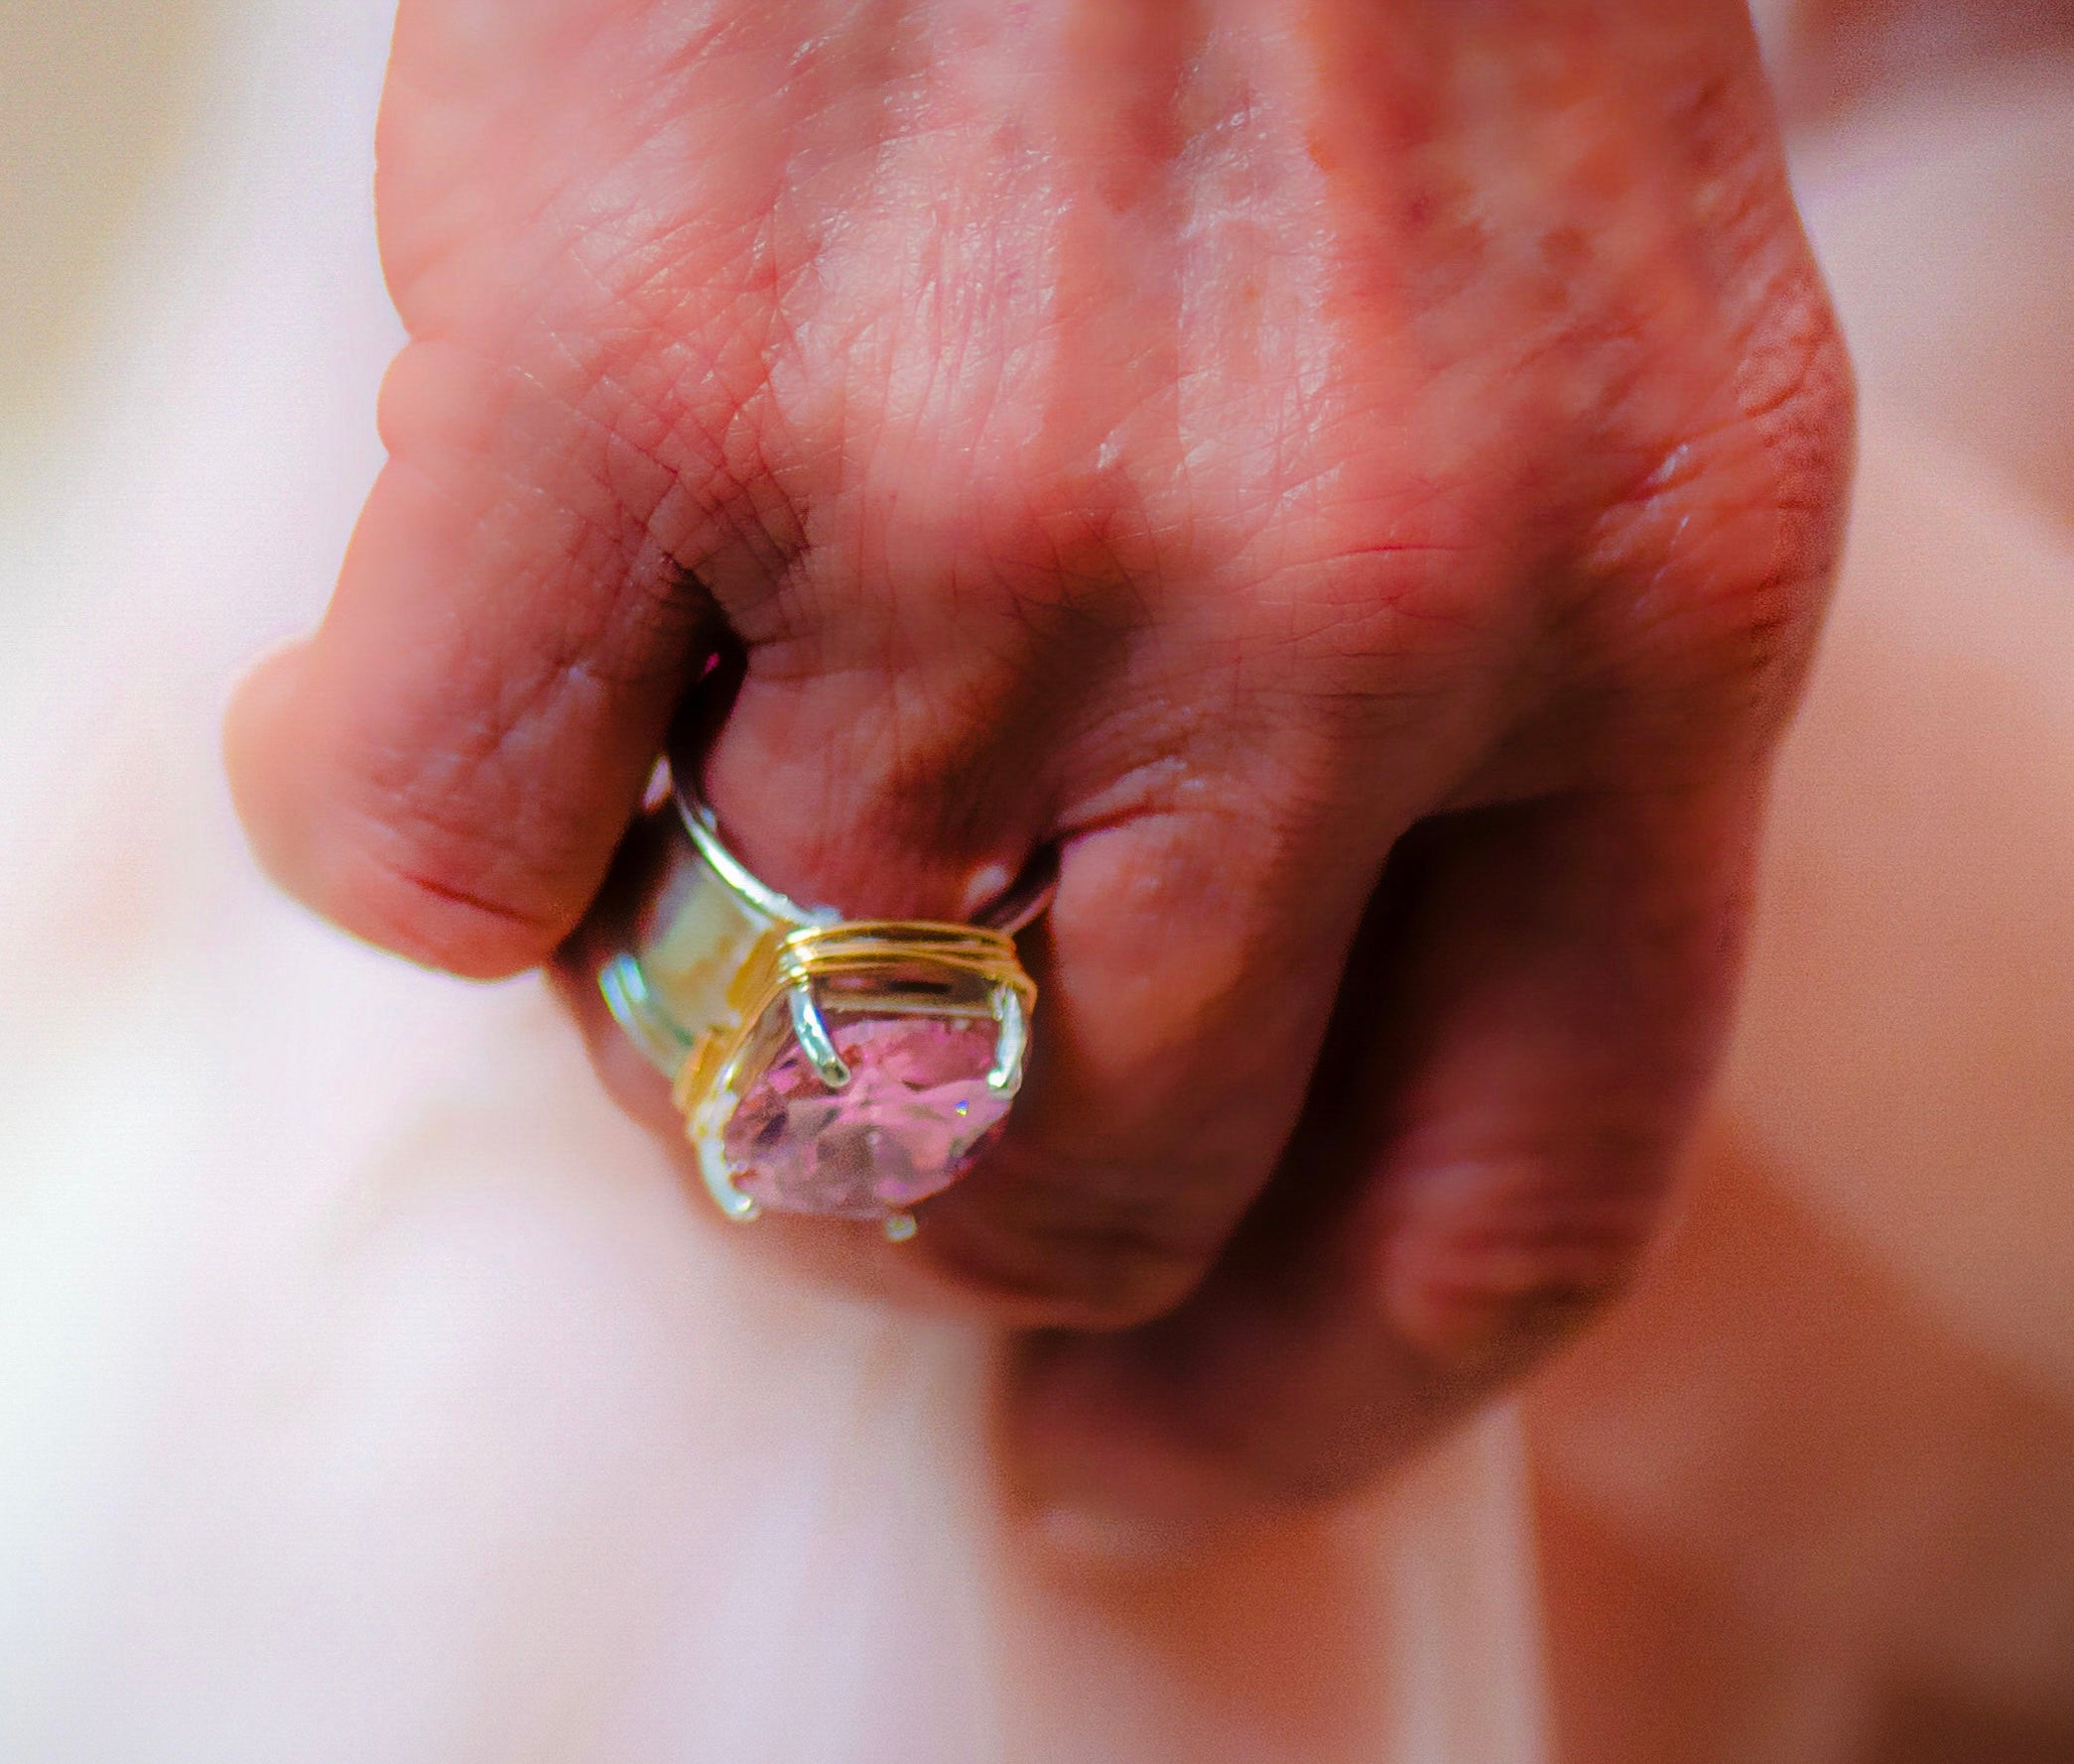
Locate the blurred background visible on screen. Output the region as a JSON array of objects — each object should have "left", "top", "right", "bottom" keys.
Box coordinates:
[
  {"left": 0, "top": 1, "right": 205, "bottom": 444},
  {"left": 1, "top": 2, "right": 2070, "bottom": 1761}
]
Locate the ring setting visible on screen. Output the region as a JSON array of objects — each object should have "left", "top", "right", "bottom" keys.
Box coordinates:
[{"left": 596, "top": 778, "right": 1042, "bottom": 1240}]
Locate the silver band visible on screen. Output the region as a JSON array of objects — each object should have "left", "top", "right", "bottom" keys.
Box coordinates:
[{"left": 670, "top": 772, "right": 1058, "bottom": 938}]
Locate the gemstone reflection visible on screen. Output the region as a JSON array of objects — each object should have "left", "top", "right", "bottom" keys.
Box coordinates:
[{"left": 723, "top": 1016, "right": 1010, "bottom": 1218}]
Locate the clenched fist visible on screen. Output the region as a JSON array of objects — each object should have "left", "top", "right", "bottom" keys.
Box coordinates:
[{"left": 227, "top": 0, "right": 1851, "bottom": 1521}]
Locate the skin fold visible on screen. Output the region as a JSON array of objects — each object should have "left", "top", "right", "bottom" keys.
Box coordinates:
[{"left": 225, "top": 0, "right": 1853, "bottom": 1518}]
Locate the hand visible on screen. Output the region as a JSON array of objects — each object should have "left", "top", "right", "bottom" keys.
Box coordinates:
[{"left": 227, "top": 0, "right": 1851, "bottom": 1521}]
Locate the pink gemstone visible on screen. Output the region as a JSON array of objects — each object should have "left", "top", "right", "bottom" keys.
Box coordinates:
[{"left": 724, "top": 1016, "right": 1010, "bottom": 1218}]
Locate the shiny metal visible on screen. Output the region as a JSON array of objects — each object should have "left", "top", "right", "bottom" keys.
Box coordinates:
[
  {"left": 674, "top": 772, "right": 1056, "bottom": 936},
  {"left": 697, "top": 1133, "right": 761, "bottom": 1221},
  {"left": 594, "top": 765, "right": 1047, "bottom": 1229},
  {"left": 786, "top": 982, "right": 852, "bottom": 1088},
  {"left": 678, "top": 792, "right": 838, "bottom": 931},
  {"left": 985, "top": 984, "right": 1026, "bottom": 1092}
]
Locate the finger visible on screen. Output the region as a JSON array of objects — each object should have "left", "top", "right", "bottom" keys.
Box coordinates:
[
  {"left": 224, "top": 338, "right": 723, "bottom": 978},
  {"left": 923, "top": 790, "right": 1380, "bottom": 1325},
  {"left": 1008, "top": 780, "right": 1760, "bottom": 1522},
  {"left": 561, "top": 621, "right": 1420, "bottom": 1330}
]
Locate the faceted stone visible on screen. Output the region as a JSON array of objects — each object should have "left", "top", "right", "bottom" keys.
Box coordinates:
[{"left": 724, "top": 1015, "right": 1009, "bottom": 1217}]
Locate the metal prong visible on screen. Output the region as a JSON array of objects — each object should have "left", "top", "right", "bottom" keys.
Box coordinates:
[
  {"left": 788, "top": 981, "right": 851, "bottom": 1088},
  {"left": 696, "top": 1137, "right": 762, "bottom": 1222},
  {"left": 882, "top": 1211, "right": 918, "bottom": 1243},
  {"left": 986, "top": 983, "right": 1027, "bottom": 1093}
]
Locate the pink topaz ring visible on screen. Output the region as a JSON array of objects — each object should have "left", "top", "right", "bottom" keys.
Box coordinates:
[{"left": 596, "top": 775, "right": 1045, "bottom": 1241}]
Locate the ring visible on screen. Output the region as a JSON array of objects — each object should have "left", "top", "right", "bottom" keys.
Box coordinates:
[{"left": 595, "top": 770, "right": 1046, "bottom": 1241}]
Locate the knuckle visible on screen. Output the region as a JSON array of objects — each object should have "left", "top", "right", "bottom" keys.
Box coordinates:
[
  {"left": 1579, "top": 258, "right": 1856, "bottom": 754},
  {"left": 1727, "top": 261, "right": 1858, "bottom": 638},
  {"left": 1238, "top": 541, "right": 1494, "bottom": 721}
]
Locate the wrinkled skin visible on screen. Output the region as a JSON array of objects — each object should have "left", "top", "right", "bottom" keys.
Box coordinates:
[{"left": 227, "top": 0, "right": 1852, "bottom": 1522}]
